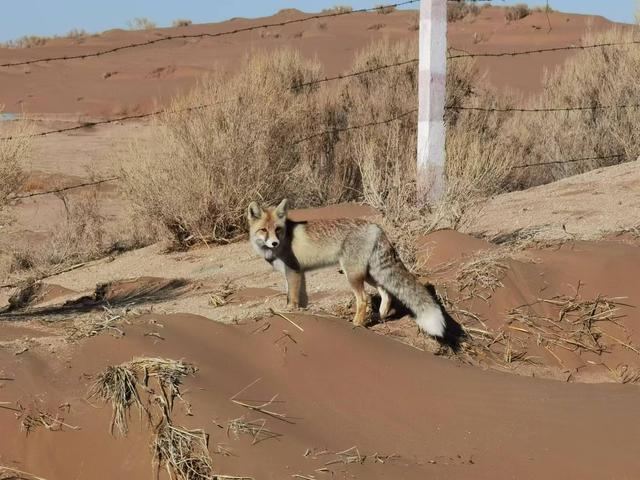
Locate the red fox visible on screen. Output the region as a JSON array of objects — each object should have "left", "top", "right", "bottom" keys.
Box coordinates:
[{"left": 247, "top": 199, "right": 446, "bottom": 337}]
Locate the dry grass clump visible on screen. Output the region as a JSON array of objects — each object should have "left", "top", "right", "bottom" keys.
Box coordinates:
[
  {"left": 6, "top": 190, "right": 153, "bottom": 283},
  {"left": 7, "top": 191, "right": 106, "bottom": 276},
  {"left": 1, "top": 36, "right": 49, "bottom": 48},
  {"left": 504, "top": 29, "right": 640, "bottom": 189},
  {"left": 0, "top": 120, "right": 31, "bottom": 213},
  {"left": 504, "top": 4, "right": 530, "bottom": 22},
  {"left": 172, "top": 19, "right": 193, "bottom": 28},
  {"left": 455, "top": 250, "right": 509, "bottom": 300},
  {"left": 321, "top": 5, "right": 353, "bottom": 14},
  {"left": 153, "top": 420, "right": 213, "bottom": 480},
  {"left": 507, "top": 291, "right": 637, "bottom": 356},
  {"left": 127, "top": 17, "right": 157, "bottom": 30},
  {"left": 447, "top": 1, "right": 481, "bottom": 22},
  {"left": 89, "top": 357, "right": 196, "bottom": 436}
]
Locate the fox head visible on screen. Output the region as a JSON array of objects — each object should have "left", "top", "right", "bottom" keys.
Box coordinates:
[{"left": 247, "top": 199, "right": 289, "bottom": 254}]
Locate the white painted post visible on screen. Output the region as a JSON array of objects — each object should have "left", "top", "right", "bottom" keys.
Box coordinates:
[{"left": 417, "top": 0, "right": 447, "bottom": 203}]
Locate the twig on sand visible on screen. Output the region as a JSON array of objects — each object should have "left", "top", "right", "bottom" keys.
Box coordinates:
[
  {"left": 230, "top": 378, "right": 293, "bottom": 424},
  {"left": 269, "top": 308, "right": 304, "bottom": 332}
]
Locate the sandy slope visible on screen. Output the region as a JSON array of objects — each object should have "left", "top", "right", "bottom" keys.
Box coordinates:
[
  {"left": 0, "top": 7, "right": 630, "bottom": 116},
  {"left": 1, "top": 312, "right": 639, "bottom": 480}
]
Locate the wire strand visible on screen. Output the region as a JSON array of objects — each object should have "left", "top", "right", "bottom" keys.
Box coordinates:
[{"left": 0, "top": 1, "right": 419, "bottom": 68}]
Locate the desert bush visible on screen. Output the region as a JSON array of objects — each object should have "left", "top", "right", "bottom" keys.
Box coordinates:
[
  {"left": 172, "top": 19, "right": 192, "bottom": 28},
  {"left": 6, "top": 189, "right": 152, "bottom": 279},
  {"left": 339, "top": 41, "right": 513, "bottom": 227},
  {"left": 502, "top": 28, "right": 640, "bottom": 189},
  {"left": 119, "top": 42, "right": 515, "bottom": 245},
  {"left": 2, "top": 35, "right": 48, "bottom": 48},
  {"left": 0, "top": 120, "right": 31, "bottom": 213},
  {"left": 127, "top": 17, "right": 157, "bottom": 30},
  {"left": 448, "top": 1, "right": 480, "bottom": 23},
  {"left": 505, "top": 4, "right": 530, "bottom": 22},
  {"left": 66, "top": 28, "right": 88, "bottom": 39},
  {"left": 532, "top": 5, "right": 555, "bottom": 13},
  {"left": 375, "top": 4, "right": 396, "bottom": 14},
  {"left": 119, "top": 50, "right": 347, "bottom": 245},
  {"left": 322, "top": 5, "right": 353, "bottom": 14}
]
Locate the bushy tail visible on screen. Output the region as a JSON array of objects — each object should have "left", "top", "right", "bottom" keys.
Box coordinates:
[{"left": 368, "top": 231, "right": 445, "bottom": 338}]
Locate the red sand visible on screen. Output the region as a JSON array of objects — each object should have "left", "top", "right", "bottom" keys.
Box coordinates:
[
  {"left": 0, "top": 8, "right": 630, "bottom": 116},
  {"left": 1, "top": 312, "right": 639, "bottom": 480}
]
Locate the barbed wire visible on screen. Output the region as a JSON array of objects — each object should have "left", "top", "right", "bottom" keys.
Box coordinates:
[
  {"left": 446, "top": 104, "right": 640, "bottom": 113},
  {"left": 293, "top": 58, "right": 419, "bottom": 90},
  {"left": 8, "top": 108, "right": 419, "bottom": 199},
  {"left": 1, "top": 57, "right": 420, "bottom": 141},
  {"left": 293, "top": 108, "right": 417, "bottom": 144},
  {"left": 0, "top": 0, "right": 419, "bottom": 68},
  {"left": 10, "top": 177, "right": 120, "bottom": 199},
  {"left": 0, "top": 103, "right": 223, "bottom": 141},
  {"left": 448, "top": 39, "right": 640, "bottom": 60}
]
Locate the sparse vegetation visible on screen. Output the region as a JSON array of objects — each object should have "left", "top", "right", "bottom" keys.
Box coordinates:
[
  {"left": 505, "top": 3, "right": 531, "bottom": 22},
  {"left": 533, "top": 5, "right": 555, "bottom": 13},
  {"left": 503, "top": 28, "right": 640, "bottom": 189},
  {"left": 447, "top": 1, "right": 481, "bottom": 23},
  {"left": 1, "top": 29, "right": 89, "bottom": 48},
  {"left": 0, "top": 120, "right": 30, "bottom": 213},
  {"left": 322, "top": 5, "right": 353, "bottom": 14},
  {"left": 172, "top": 18, "right": 193, "bottom": 28},
  {"left": 127, "top": 17, "right": 157, "bottom": 30},
  {"left": 118, "top": 42, "right": 515, "bottom": 246}
]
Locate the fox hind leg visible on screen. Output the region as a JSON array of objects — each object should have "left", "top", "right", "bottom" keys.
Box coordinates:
[{"left": 342, "top": 264, "right": 368, "bottom": 327}]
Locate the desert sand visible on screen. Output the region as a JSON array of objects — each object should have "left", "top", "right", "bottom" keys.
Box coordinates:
[{"left": 1, "top": 5, "right": 639, "bottom": 480}]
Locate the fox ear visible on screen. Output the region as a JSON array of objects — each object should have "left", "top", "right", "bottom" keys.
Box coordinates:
[
  {"left": 247, "top": 202, "right": 263, "bottom": 221},
  {"left": 275, "top": 199, "right": 289, "bottom": 219}
]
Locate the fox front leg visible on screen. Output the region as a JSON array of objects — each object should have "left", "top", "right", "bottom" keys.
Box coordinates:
[{"left": 285, "top": 267, "right": 308, "bottom": 309}]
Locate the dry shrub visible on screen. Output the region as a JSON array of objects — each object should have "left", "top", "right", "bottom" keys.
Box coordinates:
[
  {"left": 6, "top": 190, "right": 150, "bottom": 279},
  {"left": 322, "top": 5, "right": 353, "bottom": 14},
  {"left": 119, "top": 49, "right": 346, "bottom": 245},
  {"left": 503, "top": 28, "right": 640, "bottom": 189},
  {"left": 1, "top": 36, "right": 49, "bottom": 48},
  {"left": 172, "top": 19, "right": 193, "bottom": 28},
  {"left": 119, "top": 42, "right": 513, "bottom": 247},
  {"left": 153, "top": 421, "right": 213, "bottom": 480},
  {"left": 89, "top": 357, "right": 196, "bottom": 436},
  {"left": 343, "top": 41, "right": 513, "bottom": 229},
  {"left": 127, "top": 17, "right": 157, "bottom": 30},
  {"left": 0, "top": 120, "right": 31, "bottom": 213},
  {"left": 504, "top": 4, "right": 530, "bottom": 22},
  {"left": 532, "top": 5, "right": 555, "bottom": 13},
  {"left": 448, "top": 1, "right": 480, "bottom": 23}
]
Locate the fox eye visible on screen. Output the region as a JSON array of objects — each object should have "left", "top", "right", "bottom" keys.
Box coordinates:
[
  {"left": 258, "top": 228, "right": 267, "bottom": 235},
  {"left": 275, "top": 227, "right": 283, "bottom": 236}
]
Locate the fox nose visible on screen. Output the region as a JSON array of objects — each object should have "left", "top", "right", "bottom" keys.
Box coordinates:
[{"left": 270, "top": 240, "right": 279, "bottom": 248}]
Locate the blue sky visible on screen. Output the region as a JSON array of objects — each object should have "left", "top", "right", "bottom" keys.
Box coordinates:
[{"left": 0, "top": 1, "right": 636, "bottom": 42}]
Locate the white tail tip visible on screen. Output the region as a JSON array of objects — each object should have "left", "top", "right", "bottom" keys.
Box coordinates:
[{"left": 416, "top": 307, "right": 446, "bottom": 338}]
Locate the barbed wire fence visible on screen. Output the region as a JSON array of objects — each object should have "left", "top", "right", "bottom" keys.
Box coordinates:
[{"left": 1, "top": 0, "right": 638, "bottom": 200}]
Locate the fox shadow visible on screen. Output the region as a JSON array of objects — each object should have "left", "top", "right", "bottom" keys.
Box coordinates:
[{"left": 369, "top": 284, "right": 465, "bottom": 352}]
